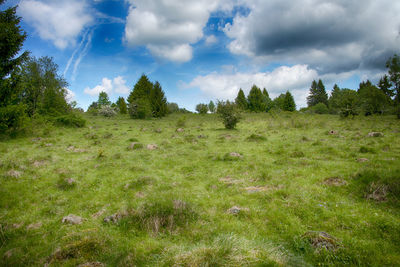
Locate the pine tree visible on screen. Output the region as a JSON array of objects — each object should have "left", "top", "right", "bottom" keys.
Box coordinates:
[
  {"left": 116, "top": 97, "right": 127, "bottom": 114},
  {"left": 307, "top": 79, "right": 328, "bottom": 107},
  {"left": 247, "top": 85, "right": 265, "bottom": 112},
  {"left": 235, "top": 88, "right": 247, "bottom": 110},
  {"left": 127, "top": 74, "right": 153, "bottom": 119},
  {"left": 262, "top": 88, "right": 273, "bottom": 112},
  {"left": 208, "top": 100, "right": 215, "bottom": 113},
  {"left": 283, "top": 91, "right": 296, "bottom": 111},
  {"left": 329, "top": 84, "right": 341, "bottom": 111},
  {"left": 150, "top": 81, "right": 167, "bottom": 117}
]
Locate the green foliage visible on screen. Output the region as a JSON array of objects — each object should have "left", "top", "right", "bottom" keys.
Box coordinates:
[
  {"left": 208, "top": 100, "right": 215, "bottom": 113},
  {"left": 217, "top": 100, "right": 241, "bottom": 129},
  {"left": 312, "top": 103, "right": 329, "bottom": 114},
  {"left": 235, "top": 88, "right": 247, "bottom": 110},
  {"left": 87, "top": 101, "right": 98, "bottom": 114},
  {"left": 307, "top": 79, "right": 328, "bottom": 107},
  {"left": 128, "top": 74, "right": 153, "bottom": 104},
  {"left": 0, "top": 104, "right": 27, "bottom": 133},
  {"left": 386, "top": 54, "right": 400, "bottom": 103},
  {"left": 167, "top": 102, "right": 179, "bottom": 113},
  {"left": 262, "top": 88, "right": 273, "bottom": 111},
  {"left": 247, "top": 85, "right": 266, "bottom": 112},
  {"left": 97, "top": 92, "right": 111, "bottom": 107},
  {"left": 358, "top": 80, "right": 389, "bottom": 115},
  {"left": 98, "top": 105, "right": 117, "bottom": 117},
  {"left": 272, "top": 93, "right": 285, "bottom": 110},
  {"left": 116, "top": 97, "right": 127, "bottom": 114},
  {"left": 55, "top": 113, "right": 86, "bottom": 127},
  {"left": 195, "top": 103, "right": 208, "bottom": 114},
  {"left": 283, "top": 91, "right": 296, "bottom": 111},
  {"left": 150, "top": 81, "right": 167, "bottom": 117},
  {"left": 128, "top": 98, "right": 152, "bottom": 119}
]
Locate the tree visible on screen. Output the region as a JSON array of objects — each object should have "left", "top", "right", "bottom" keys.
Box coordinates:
[
  {"left": 283, "top": 91, "right": 296, "bottom": 111},
  {"left": 150, "top": 81, "right": 167, "bottom": 117},
  {"left": 338, "top": 89, "right": 359, "bottom": 117},
  {"left": 307, "top": 79, "right": 328, "bottom": 107},
  {"left": 217, "top": 100, "right": 240, "bottom": 129},
  {"left": 128, "top": 97, "right": 151, "bottom": 119},
  {"left": 167, "top": 102, "right": 179, "bottom": 113},
  {"left": 328, "top": 84, "right": 342, "bottom": 112},
  {"left": 378, "top": 75, "right": 394, "bottom": 100},
  {"left": 386, "top": 54, "right": 400, "bottom": 103},
  {"left": 195, "top": 103, "right": 208, "bottom": 114},
  {"left": 235, "top": 88, "right": 247, "bottom": 110},
  {"left": 0, "top": 1, "right": 29, "bottom": 133},
  {"left": 358, "top": 81, "right": 389, "bottom": 115},
  {"left": 208, "top": 100, "right": 215, "bottom": 113},
  {"left": 247, "top": 85, "right": 265, "bottom": 112},
  {"left": 272, "top": 94, "right": 285, "bottom": 110},
  {"left": 97, "top": 91, "right": 111, "bottom": 107},
  {"left": 116, "top": 97, "right": 127, "bottom": 114},
  {"left": 262, "top": 88, "right": 273, "bottom": 112}
]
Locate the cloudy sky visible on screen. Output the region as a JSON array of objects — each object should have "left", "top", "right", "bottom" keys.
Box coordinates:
[{"left": 4, "top": 0, "right": 400, "bottom": 110}]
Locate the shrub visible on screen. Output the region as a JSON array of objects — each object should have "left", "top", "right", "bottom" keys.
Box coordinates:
[
  {"left": 0, "top": 104, "right": 27, "bottom": 134},
  {"left": 195, "top": 103, "right": 209, "bottom": 114},
  {"left": 312, "top": 103, "right": 329, "bottom": 114},
  {"left": 55, "top": 113, "right": 86, "bottom": 128},
  {"left": 217, "top": 101, "right": 241, "bottom": 129},
  {"left": 98, "top": 105, "right": 117, "bottom": 117}
]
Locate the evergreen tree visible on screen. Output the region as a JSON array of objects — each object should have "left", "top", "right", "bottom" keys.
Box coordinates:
[
  {"left": 386, "top": 54, "right": 400, "bottom": 103},
  {"left": 127, "top": 74, "right": 153, "bottom": 119},
  {"left": 97, "top": 91, "right": 111, "bottom": 107},
  {"left": 329, "top": 84, "right": 342, "bottom": 111},
  {"left": 247, "top": 85, "right": 265, "bottom": 112},
  {"left": 208, "top": 100, "right": 215, "bottom": 113},
  {"left": 150, "top": 81, "right": 167, "bottom": 117},
  {"left": 0, "top": 1, "right": 29, "bottom": 133},
  {"left": 283, "top": 91, "right": 296, "bottom": 111},
  {"left": 235, "top": 88, "right": 247, "bottom": 110},
  {"left": 116, "top": 97, "right": 127, "bottom": 114},
  {"left": 272, "top": 94, "right": 286, "bottom": 110},
  {"left": 378, "top": 75, "right": 394, "bottom": 100},
  {"left": 358, "top": 81, "right": 388, "bottom": 115},
  {"left": 262, "top": 88, "right": 273, "bottom": 111},
  {"left": 307, "top": 79, "right": 328, "bottom": 107}
]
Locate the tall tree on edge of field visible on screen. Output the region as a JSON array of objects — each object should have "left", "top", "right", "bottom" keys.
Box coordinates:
[
  {"left": 235, "top": 88, "right": 247, "bottom": 110},
  {"left": 307, "top": 79, "right": 328, "bottom": 107},
  {"left": 116, "top": 97, "right": 127, "bottom": 114},
  {"left": 150, "top": 81, "right": 167, "bottom": 117}
]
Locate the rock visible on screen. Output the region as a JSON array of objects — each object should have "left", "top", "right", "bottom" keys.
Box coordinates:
[
  {"left": 303, "top": 231, "right": 339, "bottom": 251},
  {"left": 6, "top": 170, "right": 22, "bottom": 178},
  {"left": 229, "top": 152, "right": 242, "bottom": 158},
  {"left": 323, "top": 177, "right": 347, "bottom": 186},
  {"left": 147, "top": 144, "right": 158, "bottom": 150},
  {"left": 227, "top": 206, "right": 249, "bottom": 215},
  {"left": 103, "top": 211, "right": 129, "bottom": 224},
  {"left": 45, "top": 143, "right": 53, "bottom": 147},
  {"left": 368, "top": 132, "right": 384, "bottom": 137},
  {"left": 78, "top": 262, "right": 105, "bottom": 267},
  {"left": 366, "top": 182, "right": 388, "bottom": 202},
  {"left": 197, "top": 134, "right": 207, "bottom": 139},
  {"left": 176, "top": 128, "right": 184, "bottom": 132},
  {"left": 155, "top": 128, "right": 162, "bottom": 133},
  {"left": 62, "top": 214, "right": 83, "bottom": 225},
  {"left": 66, "top": 178, "right": 76, "bottom": 185},
  {"left": 329, "top": 130, "right": 338, "bottom": 135},
  {"left": 26, "top": 222, "right": 42, "bottom": 230},
  {"left": 33, "top": 160, "right": 47, "bottom": 167},
  {"left": 128, "top": 142, "right": 143, "bottom": 150},
  {"left": 357, "top": 158, "right": 369, "bottom": 162},
  {"left": 31, "top": 137, "right": 42, "bottom": 142},
  {"left": 92, "top": 208, "right": 106, "bottom": 219}
]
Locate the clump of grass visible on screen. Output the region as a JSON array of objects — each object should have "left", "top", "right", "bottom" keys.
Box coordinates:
[
  {"left": 246, "top": 133, "right": 267, "bottom": 142},
  {"left": 84, "top": 132, "right": 98, "bottom": 140},
  {"left": 103, "top": 132, "right": 113, "bottom": 139},
  {"left": 359, "top": 146, "right": 375, "bottom": 153},
  {"left": 176, "top": 116, "right": 186, "bottom": 127},
  {"left": 97, "top": 149, "right": 106, "bottom": 158},
  {"left": 122, "top": 197, "right": 197, "bottom": 234},
  {"left": 56, "top": 174, "right": 76, "bottom": 190},
  {"left": 291, "top": 151, "right": 305, "bottom": 158},
  {"left": 128, "top": 137, "right": 139, "bottom": 142},
  {"left": 126, "top": 176, "right": 153, "bottom": 190}
]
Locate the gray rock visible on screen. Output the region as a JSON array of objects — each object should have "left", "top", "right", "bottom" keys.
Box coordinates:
[
  {"left": 147, "top": 144, "right": 158, "bottom": 150},
  {"left": 368, "top": 132, "right": 384, "bottom": 137},
  {"left": 62, "top": 214, "right": 83, "bottom": 225}
]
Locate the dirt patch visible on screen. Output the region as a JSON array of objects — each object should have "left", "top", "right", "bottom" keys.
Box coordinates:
[
  {"left": 219, "top": 176, "right": 241, "bottom": 185},
  {"left": 323, "top": 177, "right": 347, "bottom": 186},
  {"left": 6, "top": 170, "right": 22, "bottom": 178},
  {"left": 32, "top": 160, "right": 47, "bottom": 167},
  {"left": 366, "top": 182, "right": 388, "bottom": 202}
]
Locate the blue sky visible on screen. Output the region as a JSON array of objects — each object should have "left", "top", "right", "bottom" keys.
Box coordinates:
[{"left": 3, "top": 0, "right": 400, "bottom": 110}]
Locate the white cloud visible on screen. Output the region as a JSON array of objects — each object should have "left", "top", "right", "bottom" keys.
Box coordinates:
[
  {"left": 64, "top": 88, "right": 76, "bottom": 102},
  {"left": 19, "top": 0, "right": 93, "bottom": 49},
  {"left": 84, "top": 76, "right": 130, "bottom": 96},
  {"left": 84, "top": 77, "right": 113, "bottom": 96},
  {"left": 124, "top": 0, "right": 235, "bottom": 62},
  {"left": 205, "top": 35, "right": 218, "bottom": 46},
  {"left": 113, "top": 76, "right": 130, "bottom": 94},
  {"left": 184, "top": 65, "right": 318, "bottom": 107},
  {"left": 223, "top": 0, "right": 400, "bottom": 73}
]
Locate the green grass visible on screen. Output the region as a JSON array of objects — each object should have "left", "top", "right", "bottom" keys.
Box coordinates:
[{"left": 0, "top": 112, "right": 399, "bottom": 266}]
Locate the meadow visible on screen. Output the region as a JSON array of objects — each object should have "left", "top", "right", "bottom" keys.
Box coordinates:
[{"left": 0, "top": 112, "right": 399, "bottom": 266}]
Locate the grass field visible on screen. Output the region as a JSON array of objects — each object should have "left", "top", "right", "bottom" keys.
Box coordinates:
[{"left": 0, "top": 113, "right": 399, "bottom": 266}]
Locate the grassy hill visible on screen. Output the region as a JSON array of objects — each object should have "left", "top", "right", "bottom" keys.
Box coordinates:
[{"left": 1, "top": 113, "right": 399, "bottom": 266}]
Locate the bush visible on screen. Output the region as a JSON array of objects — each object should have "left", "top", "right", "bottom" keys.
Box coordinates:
[
  {"left": 0, "top": 104, "right": 27, "bottom": 134},
  {"left": 312, "top": 103, "right": 329, "bottom": 114},
  {"left": 217, "top": 101, "right": 241, "bottom": 129},
  {"left": 195, "top": 103, "right": 208, "bottom": 114},
  {"left": 129, "top": 98, "right": 152, "bottom": 119},
  {"left": 98, "top": 105, "right": 117, "bottom": 117},
  {"left": 55, "top": 113, "right": 86, "bottom": 127}
]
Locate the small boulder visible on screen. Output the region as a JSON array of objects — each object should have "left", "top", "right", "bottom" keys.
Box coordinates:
[
  {"left": 147, "top": 144, "right": 158, "bottom": 150},
  {"left": 6, "top": 170, "right": 22, "bottom": 178},
  {"left": 227, "top": 206, "right": 249, "bottom": 215},
  {"left": 176, "top": 128, "right": 184, "bottom": 132},
  {"left": 103, "top": 211, "right": 129, "bottom": 224},
  {"left": 45, "top": 143, "right": 53, "bottom": 147},
  {"left": 62, "top": 214, "right": 83, "bottom": 225},
  {"left": 329, "top": 130, "right": 338, "bottom": 135},
  {"left": 66, "top": 178, "right": 76, "bottom": 185},
  {"left": 368, "top": 132, "right": 384, "bottom": 137},
  {"left": 229, "top": 152, "right": 242, "bottom": 158},
  {"left": 128, "top": 142, "right": 143, "bottom": 150}
]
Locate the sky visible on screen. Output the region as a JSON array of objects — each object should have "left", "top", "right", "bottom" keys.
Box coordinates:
[{"left": 3, "top": 0, "right": 400, "bottom": 110}]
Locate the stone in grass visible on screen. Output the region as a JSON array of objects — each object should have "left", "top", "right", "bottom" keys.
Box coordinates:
[
  {"left": 62, "top": 214, "right": 83, "bottom": 225},
  {"left": 78, "top": 262, "right": 105, "bottom": 267},
  {"left": 6, "top": 170, "right": 22, "bottom": 178},
  {"left": 227, "top": 206, "right": 249, "bottom": 215},
  {"left": 357, "top": 158, "right": 369, "bottom": 162},
  {"left": 103, "top": 211, "right": 130, "bottom": 224},
  {"left": 368, "top": 132, "right": 384, "bottom": 137},
  {"left": 26, "top": 222, "right": 42, "bottom": 230},
  {"left": 147, "top": 144, "right": 158, "bottom": 150},
  {"left": 366, "top": 182, "right": 388, "bottom": 202},
  {"left": 223, "top": 152, "right": 242, "bottom": 161},
  {"left": 323, "top": 177, "right": 347, "bottom": 186},
  {"left": 329, "top": 130, "right": 338, "bottom": 135},
  {"left": 176, "top": 128, "right": 184, "bottom": 132},
  {"left": 303, "top": 231, "right": 340, "bottom": 251},
  {"left": 154, "top": 128, "right": 162, "bottom": 133},
  {"left": 128, "top": 142, "right": 143, "bottom": 150}
]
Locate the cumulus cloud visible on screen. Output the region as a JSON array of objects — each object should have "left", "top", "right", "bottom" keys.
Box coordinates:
[
  {"left": 64, "top": 88, "right": 76, "bottom": 102},
  {"left": 224, "top": 0, "right": 400, "bottom": 73},
  {"left": 19, "top": 0, "right": 93, "bottom": 49},
  {"left": 205, "top": 35, "right": 218, "bottom": 46},
  {"left": 184, "top": 65, "right": 318, "bottom": 107},
  {"left": 84, "top": 76, "right": 130, "bottom": 96},
  {"left": 124, "top": 0, "right": 234, "bottom": 62}
]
